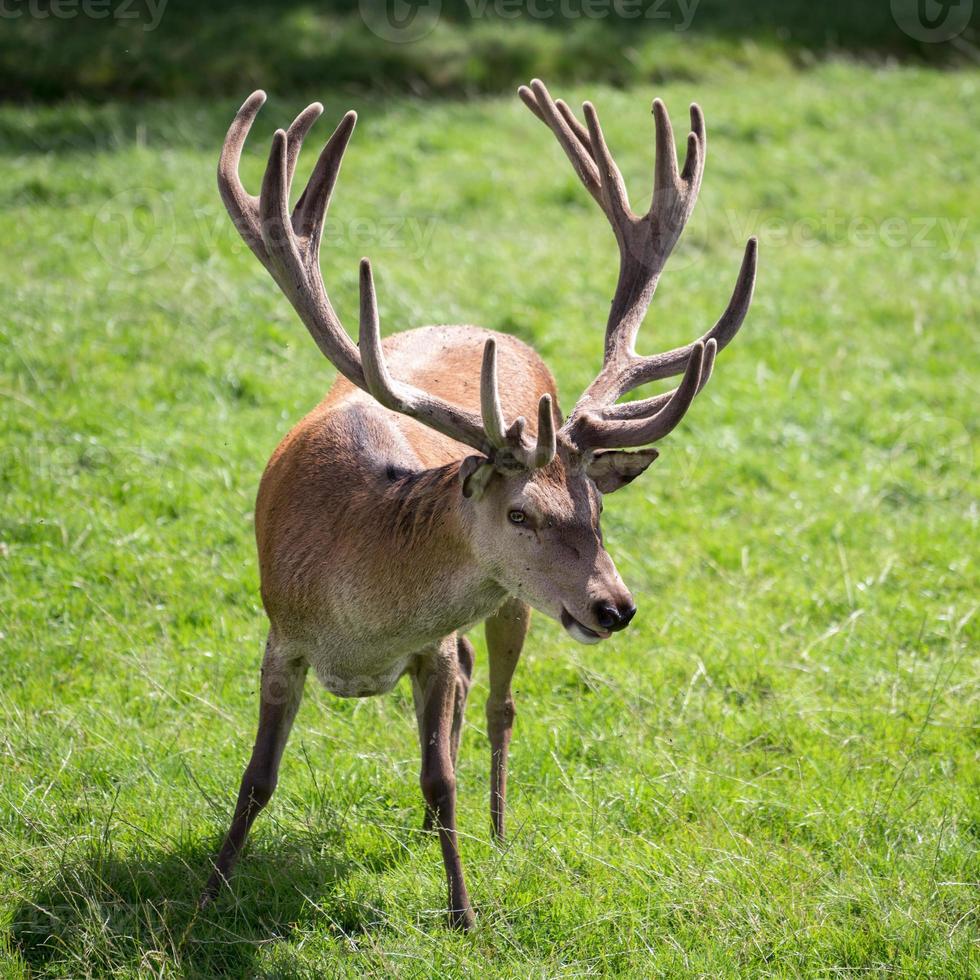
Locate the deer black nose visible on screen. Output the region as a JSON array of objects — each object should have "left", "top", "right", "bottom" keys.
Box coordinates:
[{"left": 592, "top": 600, "right": 637, "bottom": 632}]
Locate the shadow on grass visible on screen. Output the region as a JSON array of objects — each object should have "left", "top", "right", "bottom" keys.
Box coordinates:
[{"left": 8, "top": 830, "right": 405, "bottom": 975}]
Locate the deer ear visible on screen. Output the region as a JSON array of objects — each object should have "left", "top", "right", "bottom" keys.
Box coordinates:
[
  {"left": 585, "top": 448, "right": 660, "bottom": 494},
  {"left": 460, "top": 455, "right": 496, "bottom": 499}
]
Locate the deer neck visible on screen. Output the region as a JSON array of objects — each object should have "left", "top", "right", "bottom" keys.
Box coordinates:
[{"left": 377, "top": 461, "right": 506, "bottom": 629}]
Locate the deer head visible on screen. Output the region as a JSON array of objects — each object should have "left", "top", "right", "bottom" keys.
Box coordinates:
[{"left": 218, "top": 82, "right": 757, "bottom": 644}]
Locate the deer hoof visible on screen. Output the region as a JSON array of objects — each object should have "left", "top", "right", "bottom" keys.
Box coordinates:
[
  {"left": 198, "top": 874, "right": 224, "bottom": 909},
  {"left": 449, "top": 906, "right": 476, "bottom": 931}
]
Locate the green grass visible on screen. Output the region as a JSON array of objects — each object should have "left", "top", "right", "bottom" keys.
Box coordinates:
[{"left": 1, "top": 61, "right": 978, "bottom": 976}]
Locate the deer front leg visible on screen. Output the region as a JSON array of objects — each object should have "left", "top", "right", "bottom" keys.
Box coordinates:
[
  {"left": 419, "top": 635, "right": 474, "bottom": 831},
  {"left": 484, "top": 597, "right": 531, "bottom": 841},
  {"left": 412, "top": 637, "right": 475, "bottom": 931},
  {"left": 200, "top": 635, "right": 307, "bottom": 906}
]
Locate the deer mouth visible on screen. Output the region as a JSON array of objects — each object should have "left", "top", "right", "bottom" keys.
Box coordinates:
[{"left": 560, "top": 609, "right": 610, "bottom": 645}]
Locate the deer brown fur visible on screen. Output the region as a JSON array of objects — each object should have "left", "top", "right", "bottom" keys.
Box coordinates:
[{"left": 200, "top": 81, "right": 757, "bottom": 930}]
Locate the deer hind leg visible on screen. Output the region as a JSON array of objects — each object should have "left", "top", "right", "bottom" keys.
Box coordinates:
[
  {"left": 484, "top": 597, "right": 531, "bottom": 841},
  {"left": 200, "top": 632, "right": 307, "bottom": 906},
  {"left": 451, "top": 635, "right": 474, "bottom": 767},
  {"left": 411, "top": 636, "right": 475, "bottom": 930}
]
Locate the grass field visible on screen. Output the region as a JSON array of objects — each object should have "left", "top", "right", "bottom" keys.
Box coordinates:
[{"left": 1, "top": 59, "right": 978, "bottom": 977}]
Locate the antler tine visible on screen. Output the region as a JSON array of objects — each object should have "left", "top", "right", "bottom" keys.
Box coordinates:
[
  {"left": 480, "top": 339, "right": 510, "bottom": 450},
  {"left": 570, "top": 237, "right": 755, "bottom": 434},
  {"left": 521, "top": 80, "right": 636, "bottom": 232},
  {"left": 708, "top": 234, "right": 757, "bottom": 346},
  {"left": 649, "top": 97, "right": 701, "bottom": 234},
  {"left": 284, "top": 102, "right": 323, "bottom": 194},
  {"left": 574, "top": 341, "right": 711, "bottom": 450},
  {"left": 217, "top": 89, "right": 267, "bottom": 256},
  {"left": 269, "top": 120, "right": 366, "bottom": 384},
  {"left": 357, "top": 258, "right": 394, "bottom": 407},
  {"left": 508, "top": 393, "right": 557, "bottom": 470},
  {"left": 603, "top": 337, "right": 717, "bottom": 422},
  {"left": 293, "top": 110, "right": 357, "bottom": 249},
  {"left": 625, "top": 339, "right": 710, "bottom": 446},
  {"left": 356, "top": 260, "right": 494, "bottom": 453},
  {"left": 520, "top": 79, "right": 603, "bottom": 209},
  {"left": 555, "top": 99, "right": 595, "bottom": 162},
  {"left": 652, "top": 98, "right": 680, "bottom": 197},
  {"left": 582, "top": 102, "right": 633, "bottom": 231},
  {"left": 258, "top": 130, "right": 298, "bottom": 264},
  {"left": 480, "top": 339, "right": 557, "bottom": 469},
  {"left": 518, "top": 84, "right": 545, "bottom": 123},
  {"left": 680, "top": 103, "right": 706, "bottom": 191},
  {"left": 604, "top": 235, "right": 758, "bottom": 400},
  {"left": 529, "top": 394, "right": 557, "bottom": 468}
]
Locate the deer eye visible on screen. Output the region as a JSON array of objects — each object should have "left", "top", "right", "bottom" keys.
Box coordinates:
[{"left": 507, "top": 509, "right": 526, "bottom": 525}]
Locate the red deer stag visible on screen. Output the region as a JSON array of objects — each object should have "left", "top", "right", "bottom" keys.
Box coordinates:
[{"left": 201, "top": 80, "right": 757, "bottom": 929}]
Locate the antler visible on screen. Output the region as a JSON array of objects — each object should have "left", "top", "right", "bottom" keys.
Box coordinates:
[
  {"left": 519, "top": 79, "right": 757, "bottom": 450},
  {"left": 218, "top": 91, "right": 555, "bottom": 469}
]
